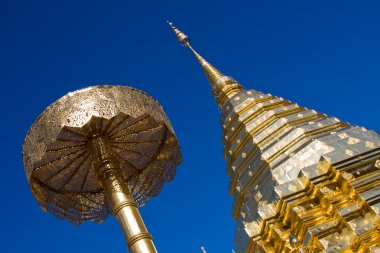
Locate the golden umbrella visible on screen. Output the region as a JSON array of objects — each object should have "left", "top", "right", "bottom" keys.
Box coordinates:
[{"left": 23, "top": 85, "right": 182, "bottom": 252}]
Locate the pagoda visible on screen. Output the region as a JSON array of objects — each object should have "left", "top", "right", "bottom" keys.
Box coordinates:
[{"left": 169, "top": 22, "right": 380, "bottom": 252}]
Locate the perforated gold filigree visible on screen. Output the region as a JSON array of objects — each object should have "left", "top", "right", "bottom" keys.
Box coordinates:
[{"left": 23, "top": 86, "right": 182, "bottom": 225}]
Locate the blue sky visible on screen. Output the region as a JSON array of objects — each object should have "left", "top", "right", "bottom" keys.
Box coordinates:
[{"left": 1, "top": 1, "right": 380, "bottom": 252}]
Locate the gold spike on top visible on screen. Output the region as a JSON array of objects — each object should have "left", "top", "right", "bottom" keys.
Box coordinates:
[
  {"left": 167, "top": 21, "right": 243, "bottom": 108},
  {"left": 167, "top": 21, "right": 190, "bottom": 46}
]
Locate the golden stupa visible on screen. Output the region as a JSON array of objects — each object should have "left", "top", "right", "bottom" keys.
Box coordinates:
[{"left": 169, "top": 22, "right": 380, "bottom": 253}]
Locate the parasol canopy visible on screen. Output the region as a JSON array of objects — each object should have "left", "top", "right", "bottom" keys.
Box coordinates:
[{"left": 23, "top": 85, "right": 182, "bottom": 225}]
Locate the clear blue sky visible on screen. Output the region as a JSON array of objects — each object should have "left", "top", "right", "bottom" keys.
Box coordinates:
[{"left": 1, "top": 1, "right": 379, "bottom": 252}]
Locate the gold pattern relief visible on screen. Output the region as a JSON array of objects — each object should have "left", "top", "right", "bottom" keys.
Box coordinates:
[
  {"left": 244, "top": 156, "right": 380, "bottom": 253},
  {"left": 23, "top": 86, "right": 182, "bottom": 226},
  {"left": 169, "top": 22, "right": 380, "bottom": 252},
  {"left": 23, "top": 85, "right": 182, "bottom": 253}
]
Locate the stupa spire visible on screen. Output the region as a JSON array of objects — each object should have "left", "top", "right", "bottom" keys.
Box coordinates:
[{"left": 167, "top": 21, "right": 243, "bottom": 108}]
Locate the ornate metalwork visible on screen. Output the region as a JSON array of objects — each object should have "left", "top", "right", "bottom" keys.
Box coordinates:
[
  {"left": 167, "top": 21, "right": 243, "bottom": 108},
  {"left": 23, "top": 85, "right": 182, "bottom": 252},
  {"left": 169, "top": 22, "right": 380, "bottom": 252}
]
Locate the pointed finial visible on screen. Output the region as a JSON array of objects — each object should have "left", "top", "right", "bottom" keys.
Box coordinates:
[
  {"left": 167, "top": 21, "right": 204, "bottom": 63},
  {"left": 167, "top": 21, "right": 244, "bottom": 108},
  {"left": 167, "top": 21, "right": 190, "bottom": 46}
]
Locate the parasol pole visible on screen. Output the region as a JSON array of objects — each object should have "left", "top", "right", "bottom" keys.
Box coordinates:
[{"left": 89, "top": 135, "right": 157, "bottom": 253}]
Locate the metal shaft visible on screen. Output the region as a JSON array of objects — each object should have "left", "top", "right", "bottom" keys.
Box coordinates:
[{"left": 89, "top": 136, "right": 158, "bottom": 253}]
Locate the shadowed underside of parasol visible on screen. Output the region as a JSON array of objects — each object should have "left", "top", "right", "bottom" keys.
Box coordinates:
[{"left": 30, "top": 112, "right": 181, "bottom": 225}]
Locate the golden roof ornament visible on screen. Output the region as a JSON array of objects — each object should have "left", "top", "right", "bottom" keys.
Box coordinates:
[
  {"left": 167, "top": 21, "right": 190, "bottom": 46},
  {"left": 167, "top": 21, "right": 243, "bottom": 108}
]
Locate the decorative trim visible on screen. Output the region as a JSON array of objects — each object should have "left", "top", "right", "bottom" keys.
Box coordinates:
[
  {"left": 113, "top": 200, "right": 138, "bottom": 216},
  {"left": 127, "top": 232, "right": 153, "bottom": 250}
]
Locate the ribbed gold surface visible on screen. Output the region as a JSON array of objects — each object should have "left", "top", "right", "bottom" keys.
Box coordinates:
[
  {"left": 168, "top": 22, "right": 243, "bottom": 108},
  {"left": 23, "top": 85, "right": 182, "bottom": 225},
  {"left": 170, "top": 23, "right": 380, "bottom": 252},
  {"left": 89, "top": 135, "right": 158, "bottom": 253},
  {"left": 222, "top": 90, "right": 380, "bottom": 253}
]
